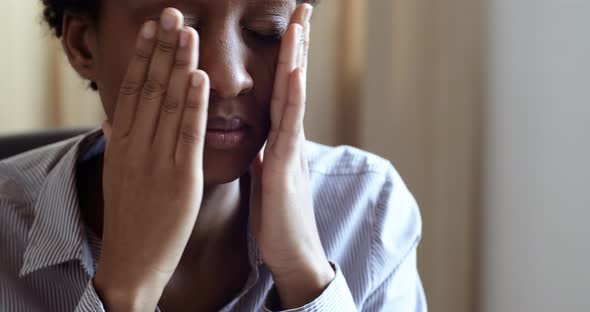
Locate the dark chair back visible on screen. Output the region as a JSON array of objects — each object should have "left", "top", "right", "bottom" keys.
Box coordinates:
[{"left": 0, "top": 128, "right": 93, "bottom": 160}]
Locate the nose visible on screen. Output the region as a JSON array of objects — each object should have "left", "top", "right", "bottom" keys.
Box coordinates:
[{"left": 199, "top": 29, "right": 254, "bottom": 99}]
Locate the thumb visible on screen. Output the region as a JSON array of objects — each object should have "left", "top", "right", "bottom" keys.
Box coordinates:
[
  {"left": 249, "top": 151, "right": 263, "bottom": 234},
  {"left": 101, "top": 120, "right": 112, "bottom": 151}
]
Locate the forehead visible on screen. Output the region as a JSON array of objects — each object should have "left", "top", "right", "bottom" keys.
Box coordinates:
[{"left": 124, "top": 0, "right": 295, "bottom": 13}]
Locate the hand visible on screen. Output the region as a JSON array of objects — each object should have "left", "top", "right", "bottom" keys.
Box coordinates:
[
  {"left": 94, "top": 9, "right": 208, "bottom": 311},
  {"left": 249, "top": 4, "right": 335, "bottom": 309}
]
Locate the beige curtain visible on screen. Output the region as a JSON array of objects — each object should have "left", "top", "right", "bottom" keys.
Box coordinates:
[
  {"left": 0, "top": 1, "right": 483, "bottom": 312},
  {"left": 308, "top": 1, "right": 483, "bottom": 312},
  {"left": 0, "top": 0, "right": 104, "bottom": 135}
]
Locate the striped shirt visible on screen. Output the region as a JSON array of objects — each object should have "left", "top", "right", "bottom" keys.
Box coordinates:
[{"left": 0, "top": 126, "right": 426, "bottom": 311}]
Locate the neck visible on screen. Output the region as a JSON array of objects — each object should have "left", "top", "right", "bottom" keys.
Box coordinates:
[{"left": 186, "top": 179, "right": 248, "bottom": 253}]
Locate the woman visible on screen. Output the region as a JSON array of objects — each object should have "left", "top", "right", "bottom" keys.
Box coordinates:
[{"left": 0, "top": 0, "right": 426, "bottom": 311}]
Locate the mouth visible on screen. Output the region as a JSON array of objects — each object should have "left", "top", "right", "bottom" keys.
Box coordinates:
[{"left": 205, "top": 117, "right": 249, "bottom": 150}]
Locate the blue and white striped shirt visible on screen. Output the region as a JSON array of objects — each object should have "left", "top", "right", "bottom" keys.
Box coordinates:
[{"left": 0, "top": 127, "right": 426, "bottom": 311}]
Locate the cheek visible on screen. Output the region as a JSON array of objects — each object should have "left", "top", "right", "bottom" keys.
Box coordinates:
[
  {"left": 247, "top": 48, "right": 279, "bottom": 136},
  {"left": 95, "top": 32, "right": 138, "bottom": 120},
  {"left": 249, "top": 46, "right": 280, "bottom": 110}
]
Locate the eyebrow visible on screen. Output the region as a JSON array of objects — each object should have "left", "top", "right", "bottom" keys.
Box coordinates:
[
  {"left": 129, "top": 0, "right": 292, "bottom": 10},
  {"left": 126, "top": 0, "right": 195, "bottom": 16},
  {"left": 127, "top": 0, "right": 293, "bottom": 23},
  {"left": 245, "top": 2, "right": 292, "bottom": 22},
  {"left": 249, "top": 0, "right": 291, "bottom": 11}
]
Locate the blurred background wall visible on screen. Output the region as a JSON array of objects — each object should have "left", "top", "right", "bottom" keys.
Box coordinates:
[
  {"left": 482, "top": 0, "right": 590, "bottom": 311},
  {"left": 1, "top": 1, "right": 588, "bottom": 312}
]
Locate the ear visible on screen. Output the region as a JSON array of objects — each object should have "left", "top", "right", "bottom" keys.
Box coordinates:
[{"left": 61, "top": 12, "right": 99, "bottom": 84}]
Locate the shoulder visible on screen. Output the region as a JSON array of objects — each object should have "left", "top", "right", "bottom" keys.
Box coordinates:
[
  {"left": 305, "top": 140, "right": 422, "bottom": 245},
  {"left": 305, "top": 141, "right": 392, "bottom": 176},
  {"left": 305, "top": 141, "right": 418, "bottom": 216},
  {"left": 0, "top": 136, "right": 80, "bottom": 204},
  {"left": 0, "top": 135, "right": 84, "bottom": 265},
  {"left": 305, "top": 141, "right": 422, "bottom": 295}
]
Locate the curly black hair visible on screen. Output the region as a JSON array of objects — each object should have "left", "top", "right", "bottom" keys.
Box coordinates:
[
  {"left": 41, "top": 0, "right": 319, "bottom": 90},
  {"left": 42, "top": 0, "right": 320, "bottom": 38},
  {"left": 41, "top": 0, "right": 99, "bottom": 38}
]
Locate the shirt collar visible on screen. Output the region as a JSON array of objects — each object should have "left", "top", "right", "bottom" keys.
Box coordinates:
[
  {"left": 19, "top": 127, "right": 103, "bottom": 277},
  {"left": 18, "top": 126, "right": 264, "bottom": 277}
]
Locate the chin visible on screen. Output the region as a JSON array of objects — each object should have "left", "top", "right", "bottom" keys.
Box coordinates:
[{"left": 202, "top": 147, "right": 257, "bottom": 185}]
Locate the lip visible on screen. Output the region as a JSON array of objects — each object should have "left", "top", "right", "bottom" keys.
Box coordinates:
[
  {"left": 205, "top": 117, "right": 248, "bottom": 150},
  {"left": 207, "top": 117, "right": 246, "bottom": 131}
]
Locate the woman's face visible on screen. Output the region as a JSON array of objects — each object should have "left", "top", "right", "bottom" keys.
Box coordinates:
[{"left": 91, "top": 0, "right": 297, "bottom": 185}]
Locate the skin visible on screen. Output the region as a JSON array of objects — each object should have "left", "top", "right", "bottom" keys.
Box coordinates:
[{"left": 61, "top": 0, "right": 332, "bottom": 311}]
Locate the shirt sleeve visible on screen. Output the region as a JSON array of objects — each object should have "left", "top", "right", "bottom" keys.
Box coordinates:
[
  {"left": 263, "top": 261, "right": 357, "bottom": 312},
  {"left": 74, "top": 279, "right": 106, "bottom": 312},
  {"left": 361, "top": 162, "right": 427, "bottom": 311},
  {"left": 74, "top": 279, "right": 164, "bottom": 312},
  {"left": 362, "top": 245, "right": 427, "bottom": 311}
]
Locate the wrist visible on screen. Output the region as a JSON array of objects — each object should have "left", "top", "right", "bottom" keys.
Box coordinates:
[
  {"left": 94, "top": 264, "right": 168, "bottom": 312},
  {"left": 272, "top": 260, "right": 335, "bottom": 309}
]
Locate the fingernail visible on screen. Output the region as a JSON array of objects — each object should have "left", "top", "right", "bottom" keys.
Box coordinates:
[
  {"left": 179, "top": 30, "right": 189, "bottom": 47},
  {"left": 192, "top": 72, "right": 203, "bottom": 87},
  {"left": 161, "top": 11, "right": 176, "bottom": 30},
  {"left": 302, "top": 5, "right": 313, "bottom": 23},
  {"left": 142, "top": 21, "right": 156, "bottom": 39}
]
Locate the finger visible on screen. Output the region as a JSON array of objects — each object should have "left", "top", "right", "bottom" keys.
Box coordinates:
[
  {"left": 302, "top": 21, "right": 311, "bottom": 72},
  {"left": 269, "top": 4, "right": 311, "bottom": 132},
  {"left": 132, "top": 8, "right": 184, "bottom": 148},
  {"left": 273, "top": 67, "right": 306, "bottom": 158},
  {"left": 297, "top": 6, "right": 313, "bottom": 69},
  {"left": 111, "top": 21, "right": 157, "bottom": 140},
  {"left": 153, "top": 26, "right": 199, "bottom": 159},
  {"left": 290, "top": 3, "right": 313, "bottom": 26},
  {"left": 175, "top": 70, "right": 210, "bottom": 168},
  {"left": 270, "top": 23, "right": 301, "bottom": 133}
]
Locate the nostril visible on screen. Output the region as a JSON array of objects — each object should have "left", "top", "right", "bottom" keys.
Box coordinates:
[
  {"left": 237, "top": 87, "right": 252, "bottom": 97},
  {"left": 206, "top": 65, "right": 254, "bottom": 99},
  {"left": 209, "top": 87, "right": 251, "bottom": 100}
]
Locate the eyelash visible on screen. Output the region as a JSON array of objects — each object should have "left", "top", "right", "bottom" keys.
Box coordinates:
[
  {"left": 244, "top": 28, "right": 284, "bottom": 43},
  {"left": 152, "top": 18, "right": 283, "bottom": 43}
]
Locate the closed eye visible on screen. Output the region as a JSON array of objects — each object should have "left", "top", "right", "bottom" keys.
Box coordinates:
[{"left": 244, "top": 27, "right": 285, "bottom": 42}]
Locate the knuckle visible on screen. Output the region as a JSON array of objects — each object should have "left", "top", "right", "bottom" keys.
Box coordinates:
[
  {"left": 134, "top": 47, "right": 152, "bottom": 64},
  {"left": 185, "top": 97, "right": 202, "bottom": 111},
  {"left": 174, "top": 57, "right": 191, "bottom": 70},
  {"left": 180, "top": 126, "right": 203, "bottom": 145},
  {"left": 119, "top": 81, "right": 142, "bottom": 96},
  {"left": 142, "top": 79, "right": 166, "bottom": 100},
  {"left": 162, "top": 95, "right": 180, "bottom": 114},
  {"left": 277, "top": 60, "right": 290, "bottom": 67},
  {"left": 156, "top": 39, "right": 175, "bottom": 54}
]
